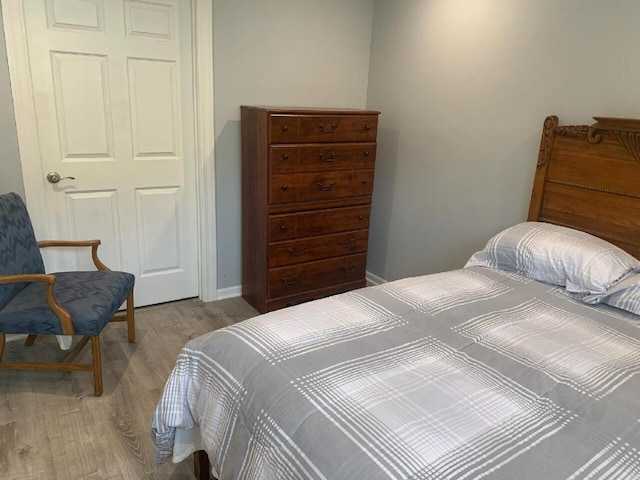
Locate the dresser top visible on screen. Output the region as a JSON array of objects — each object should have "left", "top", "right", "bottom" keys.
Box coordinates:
[{"left": 241, "top": 106, "right": 381, "bottom": 115}]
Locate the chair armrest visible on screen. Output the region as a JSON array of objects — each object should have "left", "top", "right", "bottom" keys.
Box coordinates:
[
  {"left": 0, "top": 273, "right": 74, "bottom": 335},
  {"left": 38, "top": 239, "right": 110, "bottom": 271},
  {"left": 0, "top": 273, "right": 55, "bottom": 284},
  {"left": 38, "top": 240, "right": 100, "bottom": 248}
]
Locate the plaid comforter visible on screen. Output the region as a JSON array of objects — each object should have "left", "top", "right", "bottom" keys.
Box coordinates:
[{"left": 152, "top": 267, "right": 640, "bottom": 479}]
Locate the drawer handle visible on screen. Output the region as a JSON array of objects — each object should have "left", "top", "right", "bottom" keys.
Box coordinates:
[
  {"left": 286, "top": 246, "right": 307, "bottom": 257},
  {"left": 282, "top": 125, "right": 289, "bottom": 132},
  {"left": 281, "top": 274, "right": 299, "bottom": 285},
  {"left": 318, "top": 122, "right": 338, "bottom": 133},
  {"left": 280, "top": 224, "right": 287, "bottom": 231},
  {"left": 338, "top": 238, "right": 357, "bottom": 249},
  {"left": 364, "top": 124, "right": 371, "bottom": 131},
  {"left": 281, "top": 184, "right": 288, "bottom": 191},
  {"left": 342, "top": 263, "right": 360, "bottom": 273},
  {"left": 360, "top": 179, "right": 368, "bottom": 185},
  {"left": 364, "top": 150, "right": 370, "bottom": 157},
  {"left": 282, "top": 153, "right": 289, "bottom": 160},
  {"left": 358, "top": 215, "right": 364, "bottom": 221},
  {"left": 319, "top": 152, "right": 337, "bottom": 162},
  {"left": 317, "top": 181, "right": 336, "bottom": 191}
]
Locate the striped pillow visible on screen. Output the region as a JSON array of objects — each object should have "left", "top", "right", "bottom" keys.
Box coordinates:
[
  {"left": 465, "top": 222, "right": 640, "bottom": 295},
  {"left": 584, "top": 272, "right": 640, "bottom": 316}
]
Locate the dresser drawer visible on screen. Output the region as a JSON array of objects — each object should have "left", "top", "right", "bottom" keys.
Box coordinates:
[
  {"left": 298, "top": 144, "right": 376, "bottom": 171},
  {"left": 270, "top": 172, "right": 374, "bottom": 205},
  {"left": 299, "top": 115, "right": 378, "bottom": 143},
  {"left": 269, "top": 115, "right": 378, "bottom": 144},
  {"left": 270, "top": 172, "right": 354, "bottom": 204},
  {"left": 268, "top": 253, "right": 366, "bottom": 298},
  {"left": 269, "top": 205, "right": 370, "bottom": 241},
  {"left": 269, "top": 230, "right": 369, "bottom": 267},
  {"left": 270, "top": 144, "right": 376, "bottom": 174}
]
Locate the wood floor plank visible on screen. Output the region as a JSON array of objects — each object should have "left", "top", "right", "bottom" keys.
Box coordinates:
[{"left": 0, "top": 298, "right": 257, "bottom": 480}]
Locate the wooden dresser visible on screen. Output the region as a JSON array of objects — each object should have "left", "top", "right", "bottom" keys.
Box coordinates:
[{"left": 241, "top": 106, "right": 380, "bottom": 313}]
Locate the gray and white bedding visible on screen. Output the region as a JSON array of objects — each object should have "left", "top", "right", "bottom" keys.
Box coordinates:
[{"left": 152, "top": 262, "right": 640, "bottom": 479}]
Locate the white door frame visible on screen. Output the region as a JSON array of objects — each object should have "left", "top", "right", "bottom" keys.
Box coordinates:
[{"left": 2, "top": 0, "right": 217, "bottom": 302}]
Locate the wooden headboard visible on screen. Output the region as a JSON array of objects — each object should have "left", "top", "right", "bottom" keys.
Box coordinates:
[{"left": 528, "top": 115, "right": 640, "bottom": 260}]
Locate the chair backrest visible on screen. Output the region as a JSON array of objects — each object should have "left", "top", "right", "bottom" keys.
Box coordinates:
[{"left": 0, "top": 192, "right": 46, "bottom": 309}]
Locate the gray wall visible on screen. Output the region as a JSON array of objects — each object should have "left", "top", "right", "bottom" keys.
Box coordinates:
[
  {"left": 0, "top": 4, "right": 24, "bottom": 197},
  {"left": 213, "top": 0, "right": 375, "bottom": 289},
  {"left": 365, "top": 0, "right": 640, "bottom": 282},
  {"left": 9, "top": 0, "right": 638, "bottom": 292}
]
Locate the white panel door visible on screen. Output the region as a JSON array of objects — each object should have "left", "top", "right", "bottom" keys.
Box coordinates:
[{"left": 22, "top": 0, "right": 198, "bottom": 306}]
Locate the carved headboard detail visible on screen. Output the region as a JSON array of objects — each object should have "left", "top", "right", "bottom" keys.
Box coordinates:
[
  {"left": 555, "top": 125, "right": 588, "bottom": 140},
  {"left": 587, "top": 117, "right": 640, "bottom": 163},
  {"left": 528, "top": 115, "right": 640, "bottom": 259}
]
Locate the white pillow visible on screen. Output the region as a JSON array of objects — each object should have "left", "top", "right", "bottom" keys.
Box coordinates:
[
  {"left": 583, "top": 272, "right": 640, "bottom": 316},
  {"left": 465, "top": 222, "right": 640, "bottom": 295}
]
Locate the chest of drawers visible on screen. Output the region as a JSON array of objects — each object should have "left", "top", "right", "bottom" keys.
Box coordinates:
[{"left": 241, "top": 106, "right": 380, "bottom": 313}]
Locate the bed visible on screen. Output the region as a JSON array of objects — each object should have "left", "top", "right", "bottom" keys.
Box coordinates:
[{"left": 151, "top": 115, "right": 640, "bottom": 480}]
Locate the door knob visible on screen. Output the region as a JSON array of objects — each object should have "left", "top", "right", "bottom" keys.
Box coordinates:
[{"left": 47, "top": 172, "right": 76, "bottom": 184}]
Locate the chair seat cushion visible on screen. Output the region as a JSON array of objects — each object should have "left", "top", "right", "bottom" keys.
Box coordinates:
[{"left": 0, "top": 271, "right": 134, "bottom": 336}]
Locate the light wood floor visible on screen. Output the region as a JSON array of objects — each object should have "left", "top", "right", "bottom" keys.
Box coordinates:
[{"left": 0, "top": 297, "right": 257, "bottom": 480}]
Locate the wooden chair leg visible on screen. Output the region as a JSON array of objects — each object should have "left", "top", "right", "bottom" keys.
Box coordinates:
[
  {"left": 24, "top": 334, "right": 37, "bottom": 346},
  {"left": 0, "top": 333, "right": 5, "bottom": 361},
  {"left": 91, "top": 336, "right": 103, "bottom": 396},
  {"left": 126, "top": 291, "right": 135, "bottom": 343}
]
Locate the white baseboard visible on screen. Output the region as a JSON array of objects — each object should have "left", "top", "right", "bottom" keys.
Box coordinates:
[
  {"left": 216, "top": 285, "right": 242, "bottom": 300},
  {"left": 366, "top": 270, "right": 387, "bottom": 286}
]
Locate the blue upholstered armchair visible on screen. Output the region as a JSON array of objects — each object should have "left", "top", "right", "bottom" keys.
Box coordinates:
[{"left": 0, "top": 192, "right": 135, "bottom": 396}]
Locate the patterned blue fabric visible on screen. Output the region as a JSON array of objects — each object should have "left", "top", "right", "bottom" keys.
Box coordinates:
[
  {"left": 0, "top": 271, "right": 134, "bottom": 336},
  {"left": 0, "top": 193, "right": 45, "bottom": 310},
  {"left": 0, "top": 192, "right": 134, "bottom": 336}
]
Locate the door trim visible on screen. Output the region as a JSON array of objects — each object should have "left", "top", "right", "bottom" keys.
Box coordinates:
[
  {"left": 192, "top": 0, "right": 217, "bottom": 302},
  {"left": 1, "top": 0, "right": 217, "bottom": 302}
]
